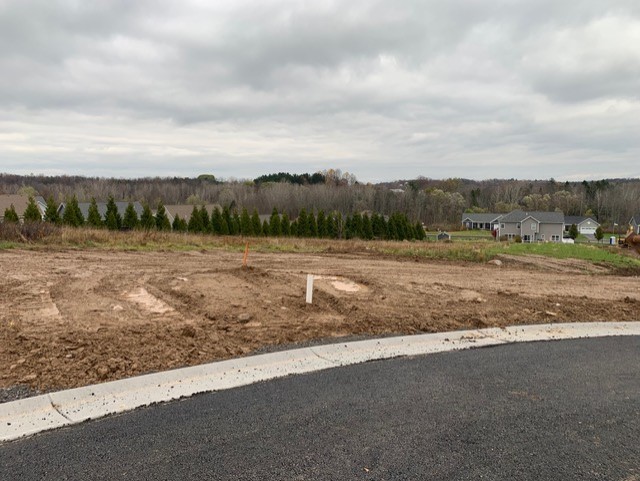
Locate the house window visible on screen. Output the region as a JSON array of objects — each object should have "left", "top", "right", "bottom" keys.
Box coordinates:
[
  {"left": 501, "top": 223, "right": 505, "bottom": 229},
  {"left": 516, "top": 223, "right": 520, "bottom": 229},
  {"left": 551, "top": 235, "right": 560, "bottom": 242}
]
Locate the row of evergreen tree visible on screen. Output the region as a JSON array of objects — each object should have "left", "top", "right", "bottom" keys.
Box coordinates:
[
  {"left": 3, "top": 196, "right": 426, "bottom": 241},
  {"left": 182, "top": 206, "right": 426, "bottom": 241}
]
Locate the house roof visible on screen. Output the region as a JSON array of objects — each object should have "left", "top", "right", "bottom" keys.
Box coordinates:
[
  {"left": 0, "top": 194, "right": 29, "bottom": 218},
  {"left": 461, "top": 213, "right": 502, "bottom": 223},
  {"left": 630, "top": 215, "right": 640, "bottom": 224},
  {"left": 500, "top": 210, "right": 565, "bottom": 224},
  {"left": 0, "top": 194, "right": 46, "bottom": 219},
  {"left": 564, "top": 215, "right": 600, "bottom": 227}
]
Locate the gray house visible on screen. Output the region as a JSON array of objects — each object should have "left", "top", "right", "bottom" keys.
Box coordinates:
[
  {"left": 497, "top": 210, "right": 565, "bottom": 242},
  {"left": 461, "top": 213, "right": 502, "bottom": 230},
  {"left": 630, "top": 214, "right": 640, "bottom": 234},
  {"left": 564, "top": 216, "right": 600, "bottom": 235}
]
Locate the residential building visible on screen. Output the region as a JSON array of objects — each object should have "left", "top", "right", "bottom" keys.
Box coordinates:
[
  {"left": 460, "top": 213, "right": 503, "bottom": 231},
  {"left": 563, "top": 216, "right": 600, "bottom": 235},
  {"left": 497, "top": 210, "right": 565, "bottom": 242}
]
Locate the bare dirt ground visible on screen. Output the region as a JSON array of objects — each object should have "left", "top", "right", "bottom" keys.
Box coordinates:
[{"left": 1, "top": 248, "right": 639, "bottom": 394}]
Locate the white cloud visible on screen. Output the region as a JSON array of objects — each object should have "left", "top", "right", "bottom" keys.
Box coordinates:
[{"left": 0, "top": 0, "right": 639, "bottom": 181}]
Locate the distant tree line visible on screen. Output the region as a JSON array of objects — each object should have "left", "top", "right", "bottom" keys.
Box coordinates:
[
  {"left": 253, "top": 172, "right": 326, "bottom": 185},
  {"left": 2, "top": 172, "right": 640, "bottom": 230}
]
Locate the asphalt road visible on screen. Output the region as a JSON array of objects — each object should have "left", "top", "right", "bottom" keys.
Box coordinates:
[{"left": 2, "top": 337, "right": 639, "bottom": 480}]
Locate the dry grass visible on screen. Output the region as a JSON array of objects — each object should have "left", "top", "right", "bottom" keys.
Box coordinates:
[{"left": 1, "top": 226, "right": 638, "bottom": 271}]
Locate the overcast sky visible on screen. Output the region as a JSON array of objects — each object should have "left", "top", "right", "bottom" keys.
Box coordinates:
[{"left": 1, "top": 0, "right": 639, "bottom": 182}]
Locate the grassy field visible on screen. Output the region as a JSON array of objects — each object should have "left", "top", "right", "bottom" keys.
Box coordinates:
[
  {"left": 485, "top": 242, "right": 640, "bottom": 269},
  {"left": 1, "top": 226, "right": 639, "bottom": 271}
]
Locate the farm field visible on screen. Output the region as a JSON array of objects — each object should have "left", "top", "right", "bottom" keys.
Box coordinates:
[{"left": 1, "top": 240, "right": 640, "bottom": 395}]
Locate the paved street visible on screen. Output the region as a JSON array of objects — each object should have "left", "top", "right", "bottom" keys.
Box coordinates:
[{"left": 2, "top": 336, "right": 639, "bottom": 480}]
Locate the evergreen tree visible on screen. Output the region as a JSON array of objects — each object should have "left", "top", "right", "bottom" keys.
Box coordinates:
[
  {"left": 240, "top": 207, "right": 253, "bottom": 236},
  {"left": 155, "top": 202, "right": 171, "bottom": 231},
  {"left": 595, "top": 226, "right": 604, "bottom": 243},
  {"left": 351, "top": 212, "right": 363, "bottom": 239},
  {"left": 23, "top": 197, "right": 42, "bottom": 222},
  {"left": 105, "top": 196, "right": 122, "bottom": 230},
  {"left": 251, "top": 209, "right": 262, "bottom": 236},
  {"left": 199, "top": 206, "right": 211, "bottom": 233},
  {"left": 74, "top": 197, "right": 85, "bottom": 225},
  {"left": 105, "top": 211, "right": 119, "bottom": 230},
  {"left": 344, "top": 215, "right": 353, "bottom": 239},
  {"left": 327, "top": 213, "right": 338, "bottom": 239},
  {"left": 262, "top": 220, "right": 270, "bottom": 236},
  {"left": 281, "top": 213, "right": 291, "bottom": 236},
  {"left": 297, "top": 209, "right": 309, "bottom": 237},
  {"left": 371, "top": 212, "right": 385, "bottom": 239},
  {"left": 378, "top": 215, "right": 388, "bottom": 239},
  {"left": 3, "top": 204, "right": 19, "bottom": 223},
  {"left": 231, "top": 210, "right": 240, "bottom": 235},
  {"left": 308, "top": 211, "right": 318, "bottom": 237},
  {"left": 290, "top": 220, "right": 298, "bottom": 237},
  {"left": 188, "top": 205, "right": 203, "bottom": 232},
  {"left": 211, "top": 207, "right": 223, "bottom": 234},
  {"left": 44, "top": 197, "right": 61, "bottom": 224},
  {"left": 220, "top": 216, "right": 230, "bottom": 235},
  {"left": 395, "top": 213, "right": 407, "bottom": 240},
  {"left": 362, "top": 213, "right": 373, "bottom": 240},
  {"left": 568, "top": 223, "right": 579, "bottom": 240},
  {"left": 171, "top": 214, "right": 182, "bottom": 232},
  {"left": 172, "top": 214, "right": 188, "bottom": 232},
  {"left": 122, "top": 202, "right": 140, "bottom": 230},
  {"left": 415, "top": 221, "right": 426, "bottom": 240},
  {"left": 316, "top": 211, "right": 326, "bottom": 238},
  {"left": 222, "top": 206, "right": 233, "bottom": 234},
  {"left": 387, "top": 215, "right": 398, "bottom": 240},
  {"left": 140, "top": 203, "right": 155, "bottom": 230},
  {"left": 394, "top": 213, "right": 411, "bottom": 240},
  {"left": 269, "top": 207, "right": 281, "bottom": 236},
  {"left": 86, "top": 198, "right": 103, "bottom": 228},
  {"left": 62, "top": 195, "right": 84, "bottom": 227}
]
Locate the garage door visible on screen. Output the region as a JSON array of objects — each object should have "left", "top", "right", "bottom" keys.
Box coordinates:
[{"left": 580, "top": 226, "right": 597, "bottom": 234}]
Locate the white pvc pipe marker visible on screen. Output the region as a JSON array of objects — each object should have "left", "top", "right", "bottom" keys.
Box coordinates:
[{"left": 306, "top": 274, "right": 314, "bottom": 304}]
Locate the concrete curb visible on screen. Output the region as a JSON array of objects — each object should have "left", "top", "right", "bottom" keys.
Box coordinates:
[{"left": 1, "top": 322, "right": 639, "bottom": 443}]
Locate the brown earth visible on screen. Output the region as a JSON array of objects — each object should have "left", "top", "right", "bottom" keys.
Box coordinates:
[{"left": 1, "top": 248, "right": 639, "bottom": 393}]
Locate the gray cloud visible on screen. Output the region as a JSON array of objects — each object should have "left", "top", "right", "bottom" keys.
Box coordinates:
[{"left": 0, "top": 0, "right": 639, "bottom": 182}]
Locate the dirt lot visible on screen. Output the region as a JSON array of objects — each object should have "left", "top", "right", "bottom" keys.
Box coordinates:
[{"left": 1, "top": 247, "right": 639, "bottom": 393}]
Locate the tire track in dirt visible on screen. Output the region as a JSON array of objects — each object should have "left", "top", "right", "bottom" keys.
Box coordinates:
[{"left": 1, "top": 248, "right": 638, "bottom": 393}]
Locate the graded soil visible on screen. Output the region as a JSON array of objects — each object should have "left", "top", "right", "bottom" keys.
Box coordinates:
[{"left": 1, "top": 248, "right": 639, "bottom": 394}]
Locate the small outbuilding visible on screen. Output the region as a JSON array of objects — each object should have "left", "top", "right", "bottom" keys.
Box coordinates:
[{"left": 437, "top": 231, "right": 451, "bottom": 241}]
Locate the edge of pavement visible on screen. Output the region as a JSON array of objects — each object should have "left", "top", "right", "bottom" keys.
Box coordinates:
[{"left": 1, "top": 321, "right": 639, "bottom": 443}]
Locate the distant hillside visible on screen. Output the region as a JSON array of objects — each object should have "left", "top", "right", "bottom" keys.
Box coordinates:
[{"left": 1, "top": 173, "right": 639, "bottom": 229}]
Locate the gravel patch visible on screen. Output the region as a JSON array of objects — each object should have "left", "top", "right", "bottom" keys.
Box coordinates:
[{"left": 0, "top": 385, "right": 42, "bottom": 404}]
